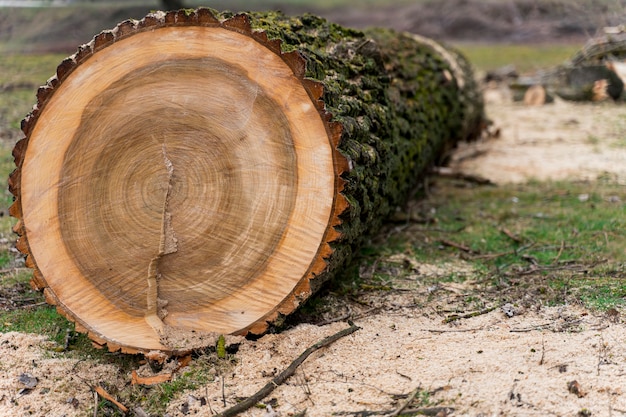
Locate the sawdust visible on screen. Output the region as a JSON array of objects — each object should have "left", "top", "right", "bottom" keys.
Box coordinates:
[
  {"left": 167, "top": 306, "right": 625, "bottom": 417},
  {"left": 0, "top": 332, "right": 125, "bottom": 417},
  {"left": 451, "top": 89, "right": 626, "bottom": 184}
]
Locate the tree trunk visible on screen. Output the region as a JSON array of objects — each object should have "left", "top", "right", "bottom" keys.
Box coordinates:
[{"left": 9, "top": 8, "right": 484, "bottom": 354}]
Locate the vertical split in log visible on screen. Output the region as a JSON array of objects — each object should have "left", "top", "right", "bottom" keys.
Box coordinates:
[
  {"left": 10, "top": 8, "right": 484, "bottom": 354},
  {"left": 146, "top": 143, "right": 178, "bottom": 333}
]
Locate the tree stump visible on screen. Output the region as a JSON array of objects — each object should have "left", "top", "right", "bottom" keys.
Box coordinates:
[{"left": 9, "top": 9, "right": 484, "bottom": 354}]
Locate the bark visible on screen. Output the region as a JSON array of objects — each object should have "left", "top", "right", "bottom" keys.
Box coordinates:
[{"left": 9, "top": 8, "right": 484, "bottom": 354}]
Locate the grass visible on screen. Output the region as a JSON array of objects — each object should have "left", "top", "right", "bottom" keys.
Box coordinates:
[
  {"left": 453, "top": 43, "right": 580, "bottom": 74},
  {"left": 0, "top": 306, "right": 69, "bottom": 343},
  {"left": 0, "top": 54, "right": 65, "bottom": 134},
  {"left": 345, "top": 177, "right": 626, "bottom": 311}
]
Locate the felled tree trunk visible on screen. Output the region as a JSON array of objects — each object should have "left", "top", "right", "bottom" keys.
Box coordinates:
[{"left": 9, "top": 8, "right": 483, "bottom": 354}]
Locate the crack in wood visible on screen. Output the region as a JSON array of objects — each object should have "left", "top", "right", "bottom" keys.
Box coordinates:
[{"left": 145, "top": 144, "right": 178, "bottom": 334}]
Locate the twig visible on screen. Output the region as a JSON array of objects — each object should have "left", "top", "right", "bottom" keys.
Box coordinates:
[
  {"left": 470, "top": 250, "right": 513, "bottom": 260},
  {"left": 333, "top": 407, "right": 455, "bottom": 416},
  {"left": 216, "top": 323, "right": 360, "bottom": 417},
  {"left": 443, "top": 307, "right": 496, "bottom": 323},
  {"left": 221, "top": 375, "right": 226, "bottom": 407},
  {"left": 317, "top": 312, "right": 351, "bottom": 326},
  {"left": 396, "top": 407, "right": 454, "bottom": 416},
  {"left": 0, "top": 267, "right": 31, "bottom": 274},
  {"left": 515, "top": 241, "right": 536, "bottom": 255},
  {"left": 63, "top": 328, "right": 72, "bottom": 351},
  {"left": 20, "top": 301, "right": 47, "bottom": 309},
  {"left": 440, "top": 238, "right": 474, "bottom": 254},
  {"left": 551, "top": 240, "right": 565, "bottom": 264},
  {"left": 500, "top": 227, "right": 523, "bottom": 243},
  {"left": 318, "top": 306, "right": 382, "bottom": 327},
  {"left": 387, "top": 385, "right": 421, "bottom": 416},
  {"left": 427, "top": 327, "right": 483, "bottom": 333},
  {"left": 93, "top": 390, "right": 98, "bottom": 417},
  {"left": 539, "top": 336, "right": 545, "bottom": 365},
  {"left": 510, "top": 322, "right": 556, "bottom": 333}
]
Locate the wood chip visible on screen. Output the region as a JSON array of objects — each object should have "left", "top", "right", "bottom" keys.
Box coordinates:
[
  {"left": 95, "top": 384, "right": 129, "bottom": 414},
  {"left": 131, "top": 370, "right": 173, "bottom": 385}
]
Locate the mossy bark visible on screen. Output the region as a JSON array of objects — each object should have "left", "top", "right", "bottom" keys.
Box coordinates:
[{"left": 245, "top": 11, "right": 484, "bottom": 293}]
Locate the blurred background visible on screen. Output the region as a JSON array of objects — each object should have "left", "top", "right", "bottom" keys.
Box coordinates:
[{"left": 1, "top": 0, "right": 625, "bottom": 54}]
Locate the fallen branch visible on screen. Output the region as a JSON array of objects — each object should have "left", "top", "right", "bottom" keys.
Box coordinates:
[{"left": 216, "top": 323, "right": 360, "bottom": 417}]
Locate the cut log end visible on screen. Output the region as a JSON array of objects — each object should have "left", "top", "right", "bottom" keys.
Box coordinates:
[{"left": 13, "top": 12, "right": 344, "bottom": 354}]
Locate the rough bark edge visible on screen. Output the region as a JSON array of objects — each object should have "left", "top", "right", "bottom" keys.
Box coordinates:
[{"left": 9, "top": 7, "right": 348, "bottom": 355}]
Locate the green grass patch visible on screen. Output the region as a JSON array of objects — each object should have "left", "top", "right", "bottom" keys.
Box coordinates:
[
  {"left": 408, "top": 178, "right": 625, "bottom": 266},
  {"left": 349, "top": 177, "right": 626, "bottom": 311},
  {"left": 0, "top": 54, "right": 65, "bottom": 87},
  {"left": 0, "top": 306, "right": 71, "bottom": 345},
  {"left": 453, "top": 43, "right": 580, "bottom": 74},
  {"left": 0, "top": 54, "right": 65, "bottom": 137}
]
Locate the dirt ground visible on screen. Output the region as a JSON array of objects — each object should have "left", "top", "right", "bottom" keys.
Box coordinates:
[
  {"left": 453, "top": 91, "right": 626, "bottom": 184},
  {"left": 2, "top": 91, "right": 626, "bottom": 416}
]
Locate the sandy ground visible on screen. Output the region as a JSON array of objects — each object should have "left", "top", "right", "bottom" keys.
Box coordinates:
[
  {"left": 452, "top": 88, "right": 626, "bottom": 184},
  {"left": 2, "top": 94, "right": 626, "bottom": 417},
  {"left": 171, "top": 305, "right": 625, "bottom": 417}
]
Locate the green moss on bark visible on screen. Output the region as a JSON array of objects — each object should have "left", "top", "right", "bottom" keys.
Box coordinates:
[{"left": 233, "top": 11, "right": 484, "bottom": 289}]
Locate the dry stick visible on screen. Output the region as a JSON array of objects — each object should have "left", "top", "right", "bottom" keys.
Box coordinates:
[
  {"left": 470, "top": 250, "right": 513, "bottom": 260},
  {"left": 92, "top": 390, "right": 98, "bottom": 417},
  {"left": 216, "top": 323, "right": 360, "bottom": 417},
  {"left": 440, "top": 238, "right": 474, "bottom": 254},
  {"left": 334, "top": 406, "right": 454, "bottom": 416},
  {"left": 551, "top": 240, "right": 565, "bottom": 264},
  {"left": 387, "top": 384, "right": 421, "bottom": 417},
  {"left": 221, "top": 375, "right": 226, "bottom": 407},
  {"left": 500, "top": 227, "right": 523, "bottom": 243},
  {"left": 443, "top": 307, "right": 496, "bottom": 324},
  {"left": 0, "top": 267, "right": 31, "bottom": 274},
  {"left": 427, "top": 327, "right": 484, "bottom": 333},
  {"left": 510, "top": 321, "right": 557, "bottom": 333}
]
